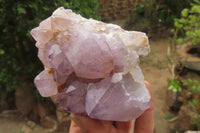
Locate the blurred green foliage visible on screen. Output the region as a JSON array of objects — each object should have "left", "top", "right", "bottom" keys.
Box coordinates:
[
  {"left": 164, "top": 114, "right": 173, "bottom": 120},
  {"left": 182, "top": 78, "right": 200, "bottom": 109},
  {"left": 134, "top": 0, "right": 192, "bottom": 27},
  {"left": 189, "top": 99, "right": 199, "bottom": 107},
  {"left": 183, "top": 78, "right": 200, "bottom": 92},
  {"left": 67, "top": 0, "right": 101, "bottom": 20},
  {"left": 168, "top": 78, "right": 200, "bottom": 109},
  {"left": 167, "top": 78, "right": 182, "bottom": 92},
  {"left": 173, "top": 0, "right": 200, "bottom": 44},
  {"left": 193, "top": 119, "right": 199, "bottom": 127},
  {"left": 0, "top": 0, "right": 100, "bottom": 104},
  {"left": 168, "top": 78, "right": 200, "bottom": 93}
]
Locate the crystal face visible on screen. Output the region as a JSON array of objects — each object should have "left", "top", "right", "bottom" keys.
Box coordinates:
[
  {"left": 31, "top": 7, "right": 151, "bottom": 121},
  {"left": 86, "top": 73, "right": 150, "bottom": 121},
  {"left": 59, "top": 80, "right": 87, "bottom": 114},
  {"left": 34, "top": 70, "right": 57, "bottom": 97}
]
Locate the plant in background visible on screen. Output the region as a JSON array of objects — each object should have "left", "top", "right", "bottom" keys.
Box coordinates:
[
  {"left": 189, "top": 99, "right": 199, "bottom": 107},
  {"left": 168, "top": 78, "right": 200, "bottom": 99},
  {"left": 164, "top": 114, "right": 173, "bottom": 120},
  {"left": 167, "top": 78, "right": 182, "bottom": 92},
  {"left": 0, "top": 0, "right": 100, "bottom": 106},
  {"left": 66, "top": 0, "right": 101, "bottom": 20},
  {"left": 182, "top": 78, "right": 200, "bottom": 108},
  {"left": 134, "top": 0, "right": 192, "bottom": 27},
  {"left": 183, "top": 78, "right": 200, "bottom": 92},
  {"left": 193, "top": 119, "right": 199, "bottom": 129},
  {"left": 182, "top": 78, "right": 200, "bottom": 129},
  {"left": 173, "top": 0, "right": 200, "bottom": 44},
  {"left": 0, "top": 0, "right": 67, "bottom": 106}
]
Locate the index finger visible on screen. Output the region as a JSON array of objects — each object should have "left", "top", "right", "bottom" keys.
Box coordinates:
[
  {"left": 69, "top": 120, "right": 82, "bottom": 133},
  {"left": 134, "top": 81, "right": 154, "bottom": 133}
]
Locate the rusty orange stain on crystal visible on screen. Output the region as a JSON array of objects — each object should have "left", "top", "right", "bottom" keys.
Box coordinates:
[{"left": 48, "top": 68, "right": 54, "bottom": 74}]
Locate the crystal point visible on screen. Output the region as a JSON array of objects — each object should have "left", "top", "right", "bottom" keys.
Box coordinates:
[{"left": 34, "top": 70, "right": 57, "bottom": 97}]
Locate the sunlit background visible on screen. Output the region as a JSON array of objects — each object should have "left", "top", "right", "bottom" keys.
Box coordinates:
[{"left": 0, "top": 0, "right": 200, "bottom": 133}]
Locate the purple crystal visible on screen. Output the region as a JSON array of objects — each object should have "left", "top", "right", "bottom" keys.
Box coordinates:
[
  {"left": 86, "top": 73, "right": 150, "bottom": 121},
  {"left": 38, "top": 41, "right": 56, "bottom": 68},
  {"left": 31, "top": 7, "right": 151, "bottom": 121},
  {"left": 105, "top": 34, "right": 128, "bottom": 72},
  {"left": 59, "top": 80, "right": 86, "bottom": 114},
  {"left": 48, "top": 44, "right": 73, "bottom": 85},
  {"left": 34, "top": 70, "right": 57, "bottom": 97},
  {"left": 60, "top": 26, "right": 114, "bottom": 79},
  {"left": 31, "top": 17, "right": 53, "bottom": 45}
]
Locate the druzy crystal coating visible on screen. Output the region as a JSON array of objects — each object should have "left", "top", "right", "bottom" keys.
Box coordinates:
[{"left": 31, "top": 7, "right": 151, "bottom": 121}]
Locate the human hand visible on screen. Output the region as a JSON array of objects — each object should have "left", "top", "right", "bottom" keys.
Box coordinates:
[{"left": 69, "top": 81, "right": 154, "bottom": 133}]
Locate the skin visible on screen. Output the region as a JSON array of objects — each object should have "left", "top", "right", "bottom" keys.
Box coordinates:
[{"left": 69, "top": 81, "right": 154, "bottom": 133}]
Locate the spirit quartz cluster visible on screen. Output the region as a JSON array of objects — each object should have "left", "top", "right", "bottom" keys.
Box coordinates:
[{"left": 31, "top": 7, "right": 151, "bottom": 121}]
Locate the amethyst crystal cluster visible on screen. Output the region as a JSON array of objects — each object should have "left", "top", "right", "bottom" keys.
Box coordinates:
[{"left": 31, "top": 7, "right": 151, "bottom": 121}]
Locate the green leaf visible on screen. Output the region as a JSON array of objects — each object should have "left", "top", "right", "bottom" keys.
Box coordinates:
[
  {"left": 177, "top": 87, "right": 182, "bottom": 92},
  {"left": 182, "top": 81, "right": 188, "bottom": 86},
  {"left": 189, "top": 99, "right": 199, "bottom": 107},
  {"left": 191, "top": 86, "right": 197, "bottom": 91},
  {"left": 186, "top": 31, "right": 192, "bottom": 36},
  {"left": 174, "top": 21, "right": 180, "bottom": 28},
  {"left": 43, "top": 7, "right": 49, "bottom": 11},
  {"left": 168, "top": 85, "right": 173, "bottom": 90},
  {"left": 193, "top": 119, "right": 199, "bottom": 125},
  {"left": 191, "top": 5, "right": 200, "bottom": 13},
  {"left": 193, "top": 99, "right": 199, "bottom": 105},
  {"left": 17, "top": 7, "right": 26, "bottom": 14},
  {"left": 28, "top": 3, "right": 38, "bottom": 11},
  {"left": 0, "top": 49, "right": 5, "bottom": 55},
  {"left": 189, "top": 101, "right": 193, "bottom": 106},
  {"left": 173, "top": 88, "right": 178, "bottom": 92},
  {"left": 167, "top": 78, "right": 182, "bottom": 92},
  {"left": 176, "top": 38, "right": 183, "bottom": 44},
  {"left": 187, "top": 78, "right": 193, "bottom": 84},
  {"left": 181, "top": 8, "right": 189, "bottom": 17},
  {"left": 164, "top": 114, "right": 173, "bottom": 120}
]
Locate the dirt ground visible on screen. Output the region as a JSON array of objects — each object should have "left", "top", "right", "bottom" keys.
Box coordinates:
[
  {"left": 141, "top": 39, "right": 173, "bottom": 133},
  {"left": 0, "top": 39, "right": 173, "bottom": 133}
]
